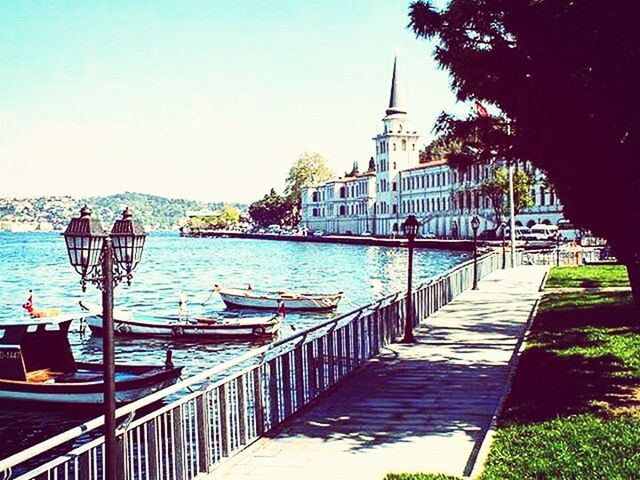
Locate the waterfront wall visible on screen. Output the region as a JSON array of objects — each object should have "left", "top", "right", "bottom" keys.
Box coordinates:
[{"left": 183, "top": 230, "right": 475, "bottom": 251}]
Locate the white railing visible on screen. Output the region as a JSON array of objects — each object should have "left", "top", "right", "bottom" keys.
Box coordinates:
[{"left": 1, "top": 252, "right": 503, "bottom": 480}]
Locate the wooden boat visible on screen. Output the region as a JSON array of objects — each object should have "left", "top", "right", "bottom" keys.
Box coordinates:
[
  {"left": 215, "top": 285, "right": 343, "bottom": 311},
  {"left": 80, "top": 301, "right": 282, "bottom": 338},
  {"left": 0, "top": 317, "right": 183, "bottom": 405}
]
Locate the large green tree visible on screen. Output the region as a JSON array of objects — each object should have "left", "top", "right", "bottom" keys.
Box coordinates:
[
  {"left": 409, "top": 1, "right": 640, "bottom": 305},
  {"left": 481, "top": 166, "right": 535, "bottom": 229},
  {"left": 249, "top": 189, "right": 296, "bottom": 227},
  {"left": 285, "top": 152, "right": 333, "bottom": 206}
]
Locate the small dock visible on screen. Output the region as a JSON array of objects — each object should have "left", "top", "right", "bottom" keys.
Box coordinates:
[{"left": 208, "top": 265, "right": 548, "bottom": 479}]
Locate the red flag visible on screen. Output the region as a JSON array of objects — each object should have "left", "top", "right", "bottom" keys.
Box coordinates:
[
  {"left": 22, "top": 290, "right": 34, "bottom": 314},
  {"left": 277, "top": 300, "right": 286, "bottom": 319},
  {"left": 475, "top": 101, "right": 489, "bottom": 118}
]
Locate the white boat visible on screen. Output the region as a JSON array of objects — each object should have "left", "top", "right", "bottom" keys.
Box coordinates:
[
  {"left": 80, "top": 301, "right": 282, "bottom": 338},
  {"left": 215, "top": 285, "right": 343, "bottom": 311},
  {"left": 0, "top": 317, "right": 183, "bottom": 405}
]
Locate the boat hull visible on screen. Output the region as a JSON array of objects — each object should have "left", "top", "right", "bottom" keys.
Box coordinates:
[
  {"left": 81, "top": 302, "right": 281, "bottom": 338},
  {"left": 0, "top": 363, "right": 183, "bottom": 405},
  {"left": 219, "top": 291, "right": 342, "bottom": 311}
]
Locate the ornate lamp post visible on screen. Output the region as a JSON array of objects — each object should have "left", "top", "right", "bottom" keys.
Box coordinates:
[
  {"left": 501, "top": 221, "right": 507, "bottom": 269},
  {"left": 402, "top": 215, "right": 420, "bottom": 343},
  {"left": 555, "top": 232, "right": 563, "bottom": 266},
  {"left": 63, "top": 206, "right": 146, "bottom": 480},
  {"left": 471, "top": 215, "right": 480, "bottom": 290}
]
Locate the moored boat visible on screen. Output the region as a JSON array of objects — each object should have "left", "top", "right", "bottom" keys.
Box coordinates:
[
  {"left": 215, "top": 285, "right": 343, "bottom": 311},
  {"left": 80, "top": 301, "right": 282, "bottom": 338},
  {"left": 0, "top": 317, "right": 183, "bottom": 405}
]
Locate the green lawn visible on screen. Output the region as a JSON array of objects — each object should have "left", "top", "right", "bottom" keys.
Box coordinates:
[
  {"left": 545, "top": 265, "right": 630, "bottom": 289},
  {"left": 385, "top": 277, "right": 640, "bottom": 480}
]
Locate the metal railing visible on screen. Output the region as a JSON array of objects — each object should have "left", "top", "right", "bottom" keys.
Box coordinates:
[{"left": 1, "top": 252, "right": 503, "bottom": 480}]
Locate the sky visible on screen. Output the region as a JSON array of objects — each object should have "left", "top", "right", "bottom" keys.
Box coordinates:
[{"left": 0, "top": 0, "right": 465, "bottom": 204}]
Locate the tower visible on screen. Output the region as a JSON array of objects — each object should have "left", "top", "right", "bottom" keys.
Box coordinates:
[{"left": 373, "top": 56, "right": 420, "bottom": 235}]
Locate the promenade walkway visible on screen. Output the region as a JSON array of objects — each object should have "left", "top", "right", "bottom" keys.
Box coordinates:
[{"left": 208, "top": 265, "right": 548, "bottom": 480}]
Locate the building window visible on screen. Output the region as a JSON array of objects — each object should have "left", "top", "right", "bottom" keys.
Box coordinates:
[
  {"left": 339, "top": 205, "right": 346, "bottom": 216},
  {"left": 339, "top": 187, "right": 345, "bottom": 199},
  {"left": 393, "top": 143, "right": 396, "bottom": 151},
  {"left": 393, "top": 204, "right": 397, "bottom": 214},
  {"left": 393, "top": 182, "right": 397, "bottom": 191},
  {"left": 412, "top": 143, "right": 415, "bottom": 151},
  {"left": 540, "top": 186, "right": 546, "bottom": 206},
  {"left": 402, "top": 139, "right": 407, "bottom": 151},
  {"left": 312, "top": 191, "right": 319, "bottom": 202}
]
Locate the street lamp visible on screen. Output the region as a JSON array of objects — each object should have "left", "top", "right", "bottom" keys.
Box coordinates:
[
  {"left": 63, "top": 206, "right": 146, "bottom": 480},
  {"left": 555, "top": 232, "right": 563, "bottom": 266},
  {"left": 471, "top": 215, "right": 480, "bottom": 290},
  {"left": 402, "top": 214, "right": 419, "bottom": 343},
  {"left": 501, "top": 221, "right": 507, "bottom": 269}
]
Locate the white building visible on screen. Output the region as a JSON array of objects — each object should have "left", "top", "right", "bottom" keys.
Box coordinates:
[{"left": 301, "top": 57, "right": 564, "bottom": 238}]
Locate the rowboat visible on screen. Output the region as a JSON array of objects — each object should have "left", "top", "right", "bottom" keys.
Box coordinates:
[
  {"left": 80, "top": 301, "right": 282, "bottom": 338},
  {"left": 215, "top": 285, "right": 343, "bottom": 311},
  {"left": 0, "top": 316, "right": 183, "bottom": 405}
]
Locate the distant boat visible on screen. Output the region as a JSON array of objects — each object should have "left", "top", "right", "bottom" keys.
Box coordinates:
[
  {"left": 215, "top": 285, "right": 343, "bottom": 311},
  {"left": 0, "top": 317, "right": 183, "bottom": 405},
  {"left": 80, "top": 301, "right": 282, "bottom": 338}
]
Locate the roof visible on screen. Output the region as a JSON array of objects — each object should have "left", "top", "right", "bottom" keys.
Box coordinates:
[
  {"left": 402, "top": 159, "right": 449, "bottom": 172},
  {"left": 386, "top": 56, "right": 406, "bottom": 116}
]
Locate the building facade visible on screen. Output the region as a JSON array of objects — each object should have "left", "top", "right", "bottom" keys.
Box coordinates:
[{"left": 301, "top": 57, "right": 564, "bottom": 238}]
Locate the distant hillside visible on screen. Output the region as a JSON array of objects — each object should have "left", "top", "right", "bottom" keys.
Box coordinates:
[{"left": 0, "top": 192, "right": 247, "bottom": 231}]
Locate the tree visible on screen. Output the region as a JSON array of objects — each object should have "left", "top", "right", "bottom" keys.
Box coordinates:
[
  {"left": 285, "top": 152, "right": 333, "bottom": 197},
  {"left": 249, "top": 189, "right": 296, "bottom": 227},
  {"left": 409, "top": 1, "right": 640, "bottom": 305},
  {"left": 481, "top": 166, "right": 534, "bottom": 229}
]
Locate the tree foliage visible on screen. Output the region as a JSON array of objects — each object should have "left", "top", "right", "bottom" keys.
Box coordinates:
[
  {"left": 409, "top": 1, "right": 640, "bottom": 304},
  {"left": 481, "top": 166, "right": 534, "bottom": 228},
  {"left": 284, "top": 152, "right": 333, "bottom": 203},
  {"left": 248, "top": 189, "right": 296, "bottom": 227},
  {"left": 184, "top": 204, "right": 241, "bottom": 233}
]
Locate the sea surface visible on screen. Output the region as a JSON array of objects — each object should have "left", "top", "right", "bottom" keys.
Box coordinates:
[{"left": 0, "top": 231, "right": 469, "bottom": 459}]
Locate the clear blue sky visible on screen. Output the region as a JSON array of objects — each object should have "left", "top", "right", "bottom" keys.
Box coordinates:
[{"left": 1, "top": 0, "right": 464, "bottom": 203}]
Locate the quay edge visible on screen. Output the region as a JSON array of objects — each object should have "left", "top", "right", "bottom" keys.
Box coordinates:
[{"left": 180, "top": 231, "right": 475, "bottom": 251}]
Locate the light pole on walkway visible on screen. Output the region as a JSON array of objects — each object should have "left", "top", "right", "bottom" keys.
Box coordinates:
[
  {"left": 555, "top": 232, "right": 563, "bottom": 266},
  {"left": 471, "top": 215, "right": 480, "bottom": 290},
  {"left": 501, "top": 221, "right": 507, "bottom": 269},
  {"left": 63, "top": 206, "right": 146, "bottom": 480},
  {"left": 402, "top": 215, "right": 419, "bottom": 344}
]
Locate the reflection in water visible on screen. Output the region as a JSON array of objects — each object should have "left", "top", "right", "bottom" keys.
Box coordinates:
[{"left": 0, "top": 232, "right": 469, "bottom": 457}]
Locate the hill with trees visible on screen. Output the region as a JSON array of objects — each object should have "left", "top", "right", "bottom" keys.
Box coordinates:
[{"left": 0, "top": 192, "right": 245, "bottom": 231}]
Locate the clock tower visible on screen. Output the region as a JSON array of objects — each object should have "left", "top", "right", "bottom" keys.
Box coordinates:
[{"left": 373, "top": 56, "right": 420, "bottom": 235}]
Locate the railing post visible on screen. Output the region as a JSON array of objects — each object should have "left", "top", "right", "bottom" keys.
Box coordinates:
[
  {"left": 196, "top": 394, "right": 211, "bottom": 474},
  {"left": 282, "top": 352, "right": 292, "bottom": 417},
  {"left": 268, "top": 358, "right": 280, "bottom": 427},
  {"left": 306, "top": 341, "right": 317, "bottom": 399},
  {"left": 293, "top": 344, "right": 305, "bottom": 409},
  {"left": 237, "top": 376, "right": 248, "bottom": 446},
  {"left": 218, "top": 385, "right": 230, "bottom": 458},
  {"left": 252, "top": 366, "right": 265, "bottom": 436},
  {"left": 172, "top": 407, "right": 185, "bottom": 480}
]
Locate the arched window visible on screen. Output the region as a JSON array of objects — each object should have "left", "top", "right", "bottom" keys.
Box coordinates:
[
  {"left": 393, "top": 143, "right": 397, "bottom": 151},
  {"left": 339, "top": 205, "right": 346, "bottom": 216},
  {"left": 402, "top": 139, "right": 407, "bottom": 151},
  {"left": 339, "top": 187, "right": 345, "bottom": 199}
]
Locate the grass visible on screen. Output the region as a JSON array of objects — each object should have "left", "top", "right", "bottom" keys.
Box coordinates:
[
  {"left": 478, "top": 291, "right": 640, "bottom": 479},
  {"left": 385, "top": 267, "right": 640, "bottom": 480},
  {"left": 545, "top": 265, "right": 630, "bottom": 289}
]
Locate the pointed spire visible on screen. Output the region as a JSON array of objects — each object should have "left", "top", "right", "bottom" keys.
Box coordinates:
[{"left": 386, "top": 55, "right": 406, "bottom": 116}]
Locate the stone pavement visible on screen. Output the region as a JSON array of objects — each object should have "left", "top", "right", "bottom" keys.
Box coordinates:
[{"left": 207, "top": 266, "right": 549, "bottom": 480}]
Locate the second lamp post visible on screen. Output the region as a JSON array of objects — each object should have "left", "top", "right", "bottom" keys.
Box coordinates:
[
  {"left": 402, "top": 215, "right": 420, "bottom": 343},
  {"left": 471, "top": 215, "right": 480, "bottom": 290}
]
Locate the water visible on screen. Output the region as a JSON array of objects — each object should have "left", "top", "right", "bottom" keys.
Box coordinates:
[{"left": 0, "top": 231, "right": 469, "bottom": 458}]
